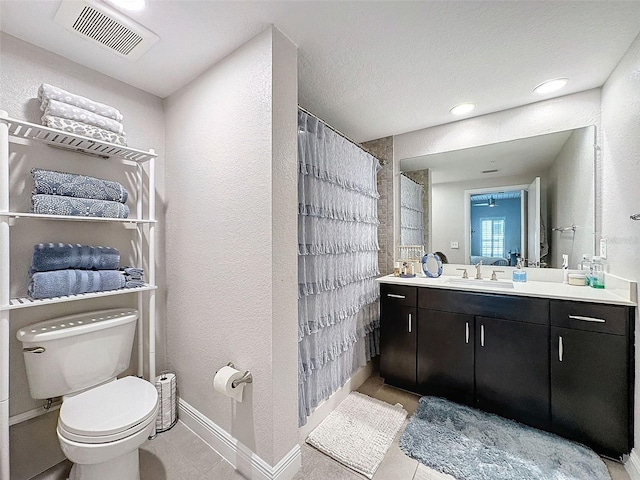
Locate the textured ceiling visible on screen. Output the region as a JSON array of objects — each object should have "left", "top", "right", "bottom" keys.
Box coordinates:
[
  {"left": 401, "top": 129, "right": 575, "bottom": 185},
  {"left": 1, "top": 1, "right": 640, "bottom": 142}
]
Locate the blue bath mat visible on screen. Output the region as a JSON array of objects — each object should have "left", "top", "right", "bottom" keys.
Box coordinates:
[{"left": 399, "top": 396, "right": 610, "bottom": 480}]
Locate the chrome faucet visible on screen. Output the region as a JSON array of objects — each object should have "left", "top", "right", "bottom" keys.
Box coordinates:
[
  {"left": 491, "top": 270, "right": 504, "bottom": 281},
  {"left": 475, "top": 261, "right": 483, "bottom": 280}
]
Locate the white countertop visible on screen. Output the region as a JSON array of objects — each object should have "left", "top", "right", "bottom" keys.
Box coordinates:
[{"left": 377, "top": 272, "right": 637, "bottom": 306}]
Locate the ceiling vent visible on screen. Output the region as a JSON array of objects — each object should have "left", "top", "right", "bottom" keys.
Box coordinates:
[{"left": 54, "top": 0, "right": 159, "bottom": 61}]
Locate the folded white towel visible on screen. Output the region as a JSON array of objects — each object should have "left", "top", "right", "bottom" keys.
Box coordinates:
[
  {"left": 38, "top": 83, "right": 124, "bottom": 122},
  {"left": 43, "top": 99, "right": 124, "bottom": 135},
  {"left": 42, "top": 115, "right": 126, "bottom": 146}
]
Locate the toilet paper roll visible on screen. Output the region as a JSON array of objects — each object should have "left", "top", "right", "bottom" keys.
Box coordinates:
[{"left": 213, "top": 366, "right": 245, "bottom": 401}]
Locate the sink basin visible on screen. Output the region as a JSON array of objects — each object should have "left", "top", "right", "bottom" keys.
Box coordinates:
[{"left": 446, "top": 278, "right": 515, "bottom": 289}]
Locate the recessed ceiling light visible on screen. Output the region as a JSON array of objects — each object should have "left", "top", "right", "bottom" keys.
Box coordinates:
[
  {"left": 106, "top": 0, "right": 145, "bottom": 11},
  {"left": 533, "top": 78, "right": 569, "bottom": 95},
  {"left": 450, "top": 103, "right": 476, "bottom": 116}
]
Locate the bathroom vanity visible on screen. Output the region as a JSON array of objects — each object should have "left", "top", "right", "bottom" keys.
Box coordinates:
[{"left": 378, "top": 273, "right": 635, "bottom": 458}]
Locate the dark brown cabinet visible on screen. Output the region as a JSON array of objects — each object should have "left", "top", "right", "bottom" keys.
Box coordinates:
[
  {"left": 380, "top": 284, "right": 417, "bottom": 389},
  {"left": 475, "top": 316, "right": 549, "bottom": 431},
  {"left": 418, "top": 288, "right": 550, "bottom": 431},
  {"left": 550, "top": 300, "right": 633, "bottom": 457},
  {"left": 417, "top": 310, "right": 474, "bottom": 405}
]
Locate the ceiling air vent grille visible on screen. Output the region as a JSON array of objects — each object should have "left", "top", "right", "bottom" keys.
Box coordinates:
[
  {"left": 54, "top": 0, "right": 159, "bottom": 61},
  {"left": 72, "top": 5, "right": 143, "bottom": 56}
]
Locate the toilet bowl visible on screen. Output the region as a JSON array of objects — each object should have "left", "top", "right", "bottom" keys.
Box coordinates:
[
  {"left": 16, "top": 309, "right": 158, "bottom": 480},
  {"left": 56, "top": 376, "right": 159, "bottom": 480}
]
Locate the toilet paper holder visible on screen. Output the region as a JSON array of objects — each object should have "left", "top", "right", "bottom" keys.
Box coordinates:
[{"left": 226, "top": 362, "right": 253, "bottom": 388}]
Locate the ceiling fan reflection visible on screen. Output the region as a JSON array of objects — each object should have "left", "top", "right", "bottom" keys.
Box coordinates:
[{"left": 472, "top": 197, "right": 497, "bottom": 207}]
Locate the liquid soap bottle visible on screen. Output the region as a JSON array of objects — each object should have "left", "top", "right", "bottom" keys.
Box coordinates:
[
  {"left": 512, "top": 259, "right": 527, "bottom": 282},
  {"left": 591, "top": 256, "right": 605, "bottom": 289},
  {"left": 562, "top": 254, "right": 569, "bottom": 284},
  {"left": 579, "top": 254, "right": 592, "bottom": 286}
]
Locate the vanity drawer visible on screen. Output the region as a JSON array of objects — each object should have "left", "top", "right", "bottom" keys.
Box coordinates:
[
  {"left": 550, "top": 300, "right": 631, "bottom": 335},
  {"left": 381, "top": 284, "right": 417, "bottom": 307},
  {"left": 419, "top": 288, "right": 549, "bottom": 325}
]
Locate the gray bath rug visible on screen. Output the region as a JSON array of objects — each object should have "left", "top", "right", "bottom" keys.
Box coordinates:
[
  {"left": 306, "top": 392, "right": 407, "bottom": 478},
  {"left": 400, "top": 396, "right": 610, "bottom": 480}
]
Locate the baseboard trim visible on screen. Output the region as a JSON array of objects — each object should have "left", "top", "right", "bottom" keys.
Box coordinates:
[
  {"left": 626, "top": 449, "right": 640, "bottom": 480},
  {"left": 178, "top": 399, "right": 301, "bottom": 480}
]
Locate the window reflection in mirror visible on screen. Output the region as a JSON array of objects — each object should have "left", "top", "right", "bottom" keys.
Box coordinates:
[{"left": 470, "top": 191, "right": 520, "bottom": 267}]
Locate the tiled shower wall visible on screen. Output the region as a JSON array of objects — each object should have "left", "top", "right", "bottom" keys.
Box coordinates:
[{"left": 361, "top": 137, "right": 394, "bottom": 275}]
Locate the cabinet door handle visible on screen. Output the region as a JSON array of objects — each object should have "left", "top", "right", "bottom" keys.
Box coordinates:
[
  {"left": 568, "top": 315, "right": 605, "bottom": 323},
  {"left": 387, "top": 293, "right": 406, "bottom": 299},
  {"left": 465, "top": 322, "right": 469, "bottom": 344},
  {"left": 559, "top": 336, "right": 563, "bottom": 362},
  {"left": 480, "top": 324, "right": 485, "bottom": 347},
  {"left": 408, "top": 313, "right": 412, "bottom": 333}
]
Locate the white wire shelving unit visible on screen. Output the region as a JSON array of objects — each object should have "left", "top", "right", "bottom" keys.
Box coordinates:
[{"left": 0, "top": 112, "right": 158, "bottom": 479}]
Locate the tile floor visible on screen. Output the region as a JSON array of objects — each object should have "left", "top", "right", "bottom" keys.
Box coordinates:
[{"left": 33, "top": 374, "right": 631, "bottom": 480}]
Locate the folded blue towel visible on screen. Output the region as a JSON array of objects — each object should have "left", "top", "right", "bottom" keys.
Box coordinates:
[
  {"left": 32, "top": 168, "right": 128, "bottom": 203},
  {"left": 31, "top": 243, "right": 120, "bottom": 273},
  {"left": 28, "top": 269, "right": 126, "bottom": 299},
  {"left": 120, "top": 266, "right": 143, "bottom": 278},
  {"left": 32, "top": 194, "right": 130, "bottom": 218},
  {"left": 125, "top": 279, "right": 146, "bottom": 288}
]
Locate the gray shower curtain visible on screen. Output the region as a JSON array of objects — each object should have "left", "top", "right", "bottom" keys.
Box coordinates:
[
  {"left": 297, "top": 109, "right": 380, "bottom": 426},
  {"left": 400, "top": 174, "right": 424, "bottom": 246}
]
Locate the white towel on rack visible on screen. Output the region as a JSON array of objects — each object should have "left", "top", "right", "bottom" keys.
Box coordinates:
[
  {"left": 43, "top": 99, "right": 125, "bottom": 135},
  {"left": 41, "top": 115, "right": 126, "bottom": 146},
  {"left": 38, "top": 83, "right": 124, "bottom": 122}
]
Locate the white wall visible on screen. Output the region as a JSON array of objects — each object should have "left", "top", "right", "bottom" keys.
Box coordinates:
[
  {"left": 393, "top": 89, "right": 601, "bottom": 262},
  {"left": 164, "top": 26, "right": 298, "bottom": 468},
  {"left": 547, "top": 127, "right": 596, "bottom": 268},
  {"left": 0, "top": 32, "right": 166, "bottom": 479},
  {"left": 600, "top": 31, "right": 640, "bottom": 460}
]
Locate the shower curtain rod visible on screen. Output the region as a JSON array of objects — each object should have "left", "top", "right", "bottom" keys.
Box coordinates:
[{"left": 298, "top": 105, "right": 386, "bottom": 165}]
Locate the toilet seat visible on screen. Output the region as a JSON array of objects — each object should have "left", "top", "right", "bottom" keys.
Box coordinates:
[{"left": 58, "top": 376, "right": 158, "bottom": 444}]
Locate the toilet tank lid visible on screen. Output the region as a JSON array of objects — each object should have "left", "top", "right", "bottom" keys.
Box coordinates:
[{"left": 16, "top": 308, "right": 138, "bottom": 344}]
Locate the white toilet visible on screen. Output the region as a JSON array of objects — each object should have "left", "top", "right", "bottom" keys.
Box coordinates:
[{"left": 17, "top": 308, "right": 159, "bottom": 480}]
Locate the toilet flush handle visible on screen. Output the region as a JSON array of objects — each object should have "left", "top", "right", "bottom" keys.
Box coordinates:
[{"left": 23, "top": 346, "right": 45, "bottom": 354}]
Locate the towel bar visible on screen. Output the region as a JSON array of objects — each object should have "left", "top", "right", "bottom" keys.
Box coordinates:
[{"left": 552, "top": 225, "right": 576, "bottom": 232}]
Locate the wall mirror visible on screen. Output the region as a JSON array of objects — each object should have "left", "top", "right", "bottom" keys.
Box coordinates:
[{"left": 399, "top": 126, "right": 596, "bottom": 269}]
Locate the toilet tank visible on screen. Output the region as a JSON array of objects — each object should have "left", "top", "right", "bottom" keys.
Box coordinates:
[{"left": 16, "top": 308, "right": 138, "bottom": 399}]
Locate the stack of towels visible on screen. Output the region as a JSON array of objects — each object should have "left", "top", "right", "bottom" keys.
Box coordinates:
[
  {"left": 28, "top": 243, "right": 145, "bottom": 299},
  {"left": 38, "top": 83, "right": 127, "bottom": 146},
  {"left": 31, "top": 168, "right": 130, "bottom": 219}
]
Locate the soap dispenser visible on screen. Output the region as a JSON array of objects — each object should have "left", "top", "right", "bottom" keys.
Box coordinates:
[
  {"left": 591, "top": 256, "right": 605, "bottom": 289},
  {"left": 513, "top": 259, "right": 526, "bottom": 282},
  {"left": 562, "top": 254, "right": 569, "bottom": 284},
  {"left": 579, "top": 254, "right": 592, "bottom": 286}
]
